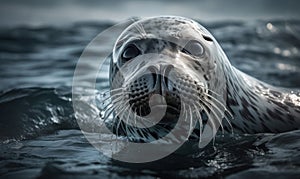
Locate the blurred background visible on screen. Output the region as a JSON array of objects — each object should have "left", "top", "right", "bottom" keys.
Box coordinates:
[{"left": 1, "top": 0, "right": 300, "bottom": 27}]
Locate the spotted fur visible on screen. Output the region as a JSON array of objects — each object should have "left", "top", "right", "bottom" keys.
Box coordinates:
[
  {"left": 108, "top": 16, "right": 300, "bottom": 137},
  {"left": 224, "top": 67, "right": 300, "bottom": 133}
]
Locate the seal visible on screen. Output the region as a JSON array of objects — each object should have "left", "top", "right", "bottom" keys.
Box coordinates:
[{"left": 101, "top": 16, "right": 300, "bottom": 142}]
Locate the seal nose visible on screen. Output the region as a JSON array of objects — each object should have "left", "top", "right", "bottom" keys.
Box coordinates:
[{"left": 148, "top": 65, "right": 174, "bottom": 95}]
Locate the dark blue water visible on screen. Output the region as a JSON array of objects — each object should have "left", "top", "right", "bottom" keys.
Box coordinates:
[{"left": 0, "top": 20, "right": 300, "bottom": 178}]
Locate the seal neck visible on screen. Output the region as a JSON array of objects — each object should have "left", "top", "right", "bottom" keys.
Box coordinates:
[{"left": 224, "top": 66, "right": 300, "bottom": 133}]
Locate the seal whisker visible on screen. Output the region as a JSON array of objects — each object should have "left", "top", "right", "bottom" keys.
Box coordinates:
[
  {"left": 204, "top": 93, "right": 234, "bottom": 134},
  {"left": 113, "top": 98, "right": 131, "bottom": 115},
  {"left": 100, "top": 94, "right": 128, "bottom": 111},
  {"left": 98, "top": 91, "right": 130, "bottom": 104},
  {"left": 192, "top": 102, "right": 203, "bottom": 144},
  {"left": 203, "top": 96, "right": 233, "bottom": 133},
  {"left": 206, "top": 89, "right": 222, "bottom": 97},
  {"left": 101, "top": 98, "right": 130, "bottom": 122},
  {"left": 188, "top": 105, "right": 194, "bottom": 137},
  {"left": 105, "top": 104, "right": 122, "bottom": 122},
  {"left": 97, "top": 88, "right": 127, "bottom": 103},
  {"left": 182, "top": 102, "right": 189, "bottom": 125},
  {"left": 127, "top": 108, "right": 139, "bottom": 136},
  {"left": 100, "top": 87, "right": 126, "bottom": 96},
  {"left": 98, "top": 104, "right": 115, "bottom": 130},
  {"left": 182, "top": 102, "right": 189, "bottom": 122},
  {"left": 99, "top": 92, "right": 128, "bottom": 104},
  {"left": 99, "top": 98, "right": 113, "bottom": 111},
  {"left": 134, "top": 108, "right": 138, "bottom": 126},
  {"left": 205, "top": 92, "right": 234, "bottom": 120},
  {"left": 202, "top": 100, "right": 225, "bottom": 134},
  {"left": 114, "top": 103, "right": 131, "bottom": 138},
  {"left": 99, "top": 96, "right": 120, "bottom": 108},
  {"left": 99, "top": 102, "right": 113, "bottom": 115},
  {"left": 200, "top": 102, "right": 218, "bottom": 138},
  {"left": 125, "top": 104, "right": 134, "bottom": 139},
  {"left": 190, "top": 100, "right": 218, "bottom": 143},
  {"left": 100, "top": 105, "right": 115, "bottom": 126},
  {"left": 195, "top": 85, "right": 221, "bottom": 97},
  {"left": 100, "top": 98, "right": 121, "bottom": 112}
]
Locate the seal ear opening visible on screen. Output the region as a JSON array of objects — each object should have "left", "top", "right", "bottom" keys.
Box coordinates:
[{"left": 202, "top": 35, "right": 213, "bottom": 42}]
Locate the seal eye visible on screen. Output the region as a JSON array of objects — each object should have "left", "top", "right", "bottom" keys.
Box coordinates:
[
  {"left": 122, "top": 45, "right": 140, "bottom": 60},
  {"left": 182, "top": 40, "right": 204, "bottom": 57}
]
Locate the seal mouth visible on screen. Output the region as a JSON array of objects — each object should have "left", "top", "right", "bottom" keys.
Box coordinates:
[
  {"left": 105, "top": 90, "right": 183, "bottom": 142},
  {"left": 151, "top": 104, "right": 167, "bottom": 110},
  {"left": 151, "top": 104, "right": 181, "bottom": 114},
  {"left": 129, "top": 91, "right": 181, "bottom": 117}
]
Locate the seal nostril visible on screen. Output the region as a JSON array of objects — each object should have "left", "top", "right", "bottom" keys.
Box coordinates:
[
  {"left": 163, "top": 65, "right": 174, "bottom": 90},
  {"left": 147, "top": 66, "right": 158, "bottom": 89}
]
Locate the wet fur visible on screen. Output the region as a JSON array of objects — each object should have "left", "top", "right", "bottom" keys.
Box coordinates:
[{"left": 99, "top": 16, "right": 300, "bottom": 143}]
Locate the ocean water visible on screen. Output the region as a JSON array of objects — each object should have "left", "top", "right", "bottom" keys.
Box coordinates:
[{"left": 0, "top": 19, "right": 300, "bottom": 178}]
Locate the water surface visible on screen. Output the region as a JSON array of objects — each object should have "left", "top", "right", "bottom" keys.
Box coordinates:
[{"left": 0, "top": 19, "right": 300, "bottom": 178}]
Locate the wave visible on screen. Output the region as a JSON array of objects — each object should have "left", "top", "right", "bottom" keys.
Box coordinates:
[{"left": 0, "top": 87, "right": 78, "bottom": 141}]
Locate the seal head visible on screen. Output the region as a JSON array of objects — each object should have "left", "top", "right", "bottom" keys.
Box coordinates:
[
  {"left": 107, "top": 16, "right": 232, "bottom": 141},
  {"left": 104, "top": 16, "right": 300, "bottom": 142}
]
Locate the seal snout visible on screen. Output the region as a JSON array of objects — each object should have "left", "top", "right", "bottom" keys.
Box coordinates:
[
  {"left": 147, "top": 64, "right": 175, "bottom": 95},
  {"left": 126, "top": 64, "right": 181, "bottom": 117}
]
